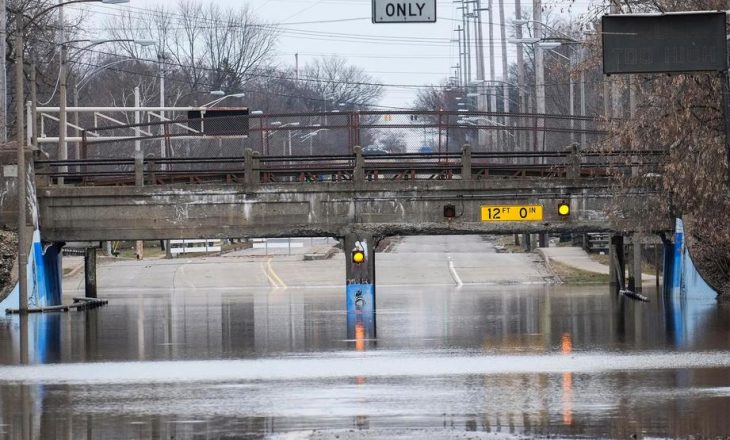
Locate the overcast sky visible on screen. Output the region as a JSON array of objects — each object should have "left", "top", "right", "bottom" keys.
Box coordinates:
[{"left": 79, "top": 0, "right": 599, "bottom": 108}]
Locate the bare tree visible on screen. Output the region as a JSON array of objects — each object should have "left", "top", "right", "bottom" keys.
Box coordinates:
[
  {"left": 103, "top": 0, "right": 277, "bottom": 105},
  {"left": 301, "top": 56, "right": 383, "bottom": 109},
  {"left": 584, "top": 0, "right": 730, "bottom": 292}
]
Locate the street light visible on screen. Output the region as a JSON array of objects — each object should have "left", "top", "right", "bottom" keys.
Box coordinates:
[
  {"left": 301, "top": 127, "right": 330, "bottom": 155},
  {"left": 202, "top": 93, "right": 245, "bottom": 108},
  {"left": 13, "top": 0, "right": 131, "bottom": 313},
  {"left": 55, "top": 38, "right": 155, "bottom": 183},
  {"left": 267, "top": 122, "right": 300, "bottom": 156},
  {"left": 509, "top": 35, "right": 586, "bottom": 146}
]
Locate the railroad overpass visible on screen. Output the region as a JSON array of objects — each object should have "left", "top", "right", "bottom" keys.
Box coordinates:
[{"left": 0, "top": 110, "right": 671, "bottom": 311}]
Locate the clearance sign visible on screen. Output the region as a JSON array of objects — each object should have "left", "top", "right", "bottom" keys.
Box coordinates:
[{"left": 372, "top": 0, "right": 436, "bottom": 23}]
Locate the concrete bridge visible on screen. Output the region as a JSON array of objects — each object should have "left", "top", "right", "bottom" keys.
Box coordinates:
[{"left": 1, "top": 110, "right": 671, "bottom": 313}]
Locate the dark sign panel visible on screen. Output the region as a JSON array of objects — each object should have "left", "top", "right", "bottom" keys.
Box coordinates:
[
  {"left": 602, "top": 12, "right": 727, "bottom": 74},
  {"left": 187, "top": 109, "right": 249, "bottom": 136}
]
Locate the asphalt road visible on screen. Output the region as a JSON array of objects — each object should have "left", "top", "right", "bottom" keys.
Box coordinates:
[{"left": 62, "top": 235, "right": 552, "bottom": 296}]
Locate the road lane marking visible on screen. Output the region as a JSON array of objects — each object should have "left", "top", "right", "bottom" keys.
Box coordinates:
[
  {"left": 448, "top": 256, "right": 463, "bottom": 287},
  {"left": 266, "top": 258, "right": 287, "bottom": 289},
  {"left": 261, "top": 261, "right": 280, "bottom": 288}
]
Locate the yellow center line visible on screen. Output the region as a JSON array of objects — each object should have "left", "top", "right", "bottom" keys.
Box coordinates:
[
  {"left": 266, "top": 257, "right": 287, "bottom": 289},
  {"left": 261, "top": 261, "right": 280, "bottom": 288}
]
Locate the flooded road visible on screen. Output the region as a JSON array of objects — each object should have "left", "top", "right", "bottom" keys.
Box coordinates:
[{"left": 1, "top": 282, "right": 730, "bottom": 439}]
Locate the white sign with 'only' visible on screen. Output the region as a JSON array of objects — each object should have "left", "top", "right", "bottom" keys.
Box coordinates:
[{"left": 372, "top": 0, "right": 436, "bottom": 23}]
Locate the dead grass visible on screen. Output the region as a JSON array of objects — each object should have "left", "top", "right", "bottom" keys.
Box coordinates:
[
  {"left": 550, "top": 260, "right": 610, "bottom": 284},
  {"left": 494, "top": 235, "right": 526, "bottom": 253}
]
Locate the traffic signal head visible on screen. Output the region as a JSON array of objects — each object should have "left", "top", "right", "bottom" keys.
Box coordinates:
[
  {"left": 352, "top": 249, "right": 365, "bottom": 264},
  {"left": 443, "top": 204, "right": 456, "bottom": 218},
  {"left": 558, "top": 202, "right": 570, "bottom": 217}
]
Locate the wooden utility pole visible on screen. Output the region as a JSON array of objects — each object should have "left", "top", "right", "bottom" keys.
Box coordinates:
[
  {"left": 15, "top": 12, "right": 28, "bottom": 313},
  {"left": 0, "top": 0, "right": 7, "bottom": 142},
  {"left": 533, "top": 0, "right": 545, "bottom": 157},
  {"left": 515, "top": 0, "right": 526, "bottom": 150}
]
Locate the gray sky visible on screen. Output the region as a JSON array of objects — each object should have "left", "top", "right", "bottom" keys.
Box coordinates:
[{"left": 80, "top": 0, "right": 599, "bottom": 108}]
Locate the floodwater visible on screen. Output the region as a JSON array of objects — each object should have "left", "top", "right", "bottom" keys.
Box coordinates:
[{"left": 0, "top": 284, "right": 729, "bottom": 439}]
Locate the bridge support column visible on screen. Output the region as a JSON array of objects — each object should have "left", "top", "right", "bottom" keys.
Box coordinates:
[
  {"left": 344, "top": 232, "right": 376, "bottom": 325},
  {"left": 522, "top": 233, "right": 531, "bottom": 251},
  {"left": 84, "top": 247, "right": 97, "bottom": 299},
  {"left": 627, "top": 235, "right": 643, "bottom": 293},
  {"left": 609, "top": 234, "right": 625, "bottom": 293}
]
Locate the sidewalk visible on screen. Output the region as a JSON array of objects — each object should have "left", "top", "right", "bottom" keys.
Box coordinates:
[{"left": 538, "top": 246, "right": 654, "bottom": 281}]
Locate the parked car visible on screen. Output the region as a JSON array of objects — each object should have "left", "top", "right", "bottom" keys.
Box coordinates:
[{"left": 362, "top": 145, "right": 389, "bottom": 155}]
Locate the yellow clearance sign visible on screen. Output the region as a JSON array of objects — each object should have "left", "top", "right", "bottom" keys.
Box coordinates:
[{"left": 481, "top": 205, "right": 543, "bottom": 221}]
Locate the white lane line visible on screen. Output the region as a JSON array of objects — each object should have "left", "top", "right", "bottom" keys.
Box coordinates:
[{"left": 447, "top": 256, "right": 463, "bottom": 287}]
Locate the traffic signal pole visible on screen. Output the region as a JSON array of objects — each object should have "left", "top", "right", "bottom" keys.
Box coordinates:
[{"left": 344, "top": 233, "right": 377, "bottom": 341}]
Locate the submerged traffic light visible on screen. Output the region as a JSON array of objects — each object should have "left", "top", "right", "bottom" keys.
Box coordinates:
[
  {"left": 558, "top": 201, "right": 571, "bottom": 217},
  {"left": 352, "top": 249, "right": 365, "bottom": 264}
]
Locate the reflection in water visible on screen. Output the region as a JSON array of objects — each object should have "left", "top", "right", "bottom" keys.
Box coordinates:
[
  {"left": 0, "top": 285, "right": 729, "bottom": 438},
  {"left": 560, "top": 333, "right": 573, "bottom": 426}
]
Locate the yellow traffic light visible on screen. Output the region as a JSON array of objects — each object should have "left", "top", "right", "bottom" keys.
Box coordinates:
[
  {"left": 352, "top": 250, "right": 365, "bottom": 264},
  {"left": 558, "top": 202, "right": 570, "bottom": 216}
]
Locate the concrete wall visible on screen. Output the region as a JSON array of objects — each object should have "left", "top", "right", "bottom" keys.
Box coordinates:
[{"left": 38, "top": 178, "right": 624, "bottom": 241}]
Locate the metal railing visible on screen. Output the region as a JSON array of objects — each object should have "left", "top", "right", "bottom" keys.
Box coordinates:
[{"left": 35, "top": 147, "right": 665, "bottom": 186}]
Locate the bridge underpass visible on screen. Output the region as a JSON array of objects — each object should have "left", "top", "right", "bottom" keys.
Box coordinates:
[{"left": 1, "top": 110, "right": 672, "bottom": 314}]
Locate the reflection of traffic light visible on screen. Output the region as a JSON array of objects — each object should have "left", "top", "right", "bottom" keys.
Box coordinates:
[
  {"left": 558, "top": 201, "right": 571, "bottom": 217},
  {"left": 352, "top": 249, "right": 365, "bottom": 264}
]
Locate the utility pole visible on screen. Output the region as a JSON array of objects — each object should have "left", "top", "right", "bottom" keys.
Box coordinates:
[
  {"left": 475, "top": 0, "right": 486, "bottom": 81},
  {"left": 487, "top": 0, "right": 497, "bottom": 148},
  {"left": 515, "top": 0, "right": 526, "bottom": 151},
  {"left": 30, "top": 64, "right": 37, "bottom": 150},
  {"left": 455, "top": 26, "right": 464, "bottom": 87},
  {"left": 0, "top": 0, "right": 7, "bottom": 142},
  {"left": 58, "top": 1, "right": 67, "bottom": 185},
  {"left": 134, "top": 86, "right": 143, "bottom": 260},
  {"left": 499, "top": 0, "right": 509, "bottom": 114},
  {"left": 533, "top": 0, "right": 546, "bottom": 159},
  {"left": 73, "top": 82, "right": 79, "bottom": 167},
  {"left": 158, "top": 52, "right": 165, "bottom": 167},
  {"left": 464, "top": 2, "right": 471, "bottom": 84},
  {"left": 15, "top": 12, "right": 28, "bottom": 313}
]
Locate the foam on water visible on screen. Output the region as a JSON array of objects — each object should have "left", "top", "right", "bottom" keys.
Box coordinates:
[{"left": 1, "top": 350, "right": 729, "bottom": 384}]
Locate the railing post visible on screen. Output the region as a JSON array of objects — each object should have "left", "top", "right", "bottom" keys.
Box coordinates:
[
  {"left": 134, "top": 150, "right": 144, "bottom": 187},
  {"left": 353, "top": 145, "right": 365, "bottom": 185},
  {"left": 244, "top": 148, "right": 255, "bottom": 186},
  {"left": 146, "top": 153, "right": 157, "bottom": 185},
  {"left": 251, "top": 151, "right": 261, "bottom": 186},
  {"left": 461, "top": 143, "right": 472, "bottom": 181},
  {"left": 567, "top": 142, "right": 580, "bottom": 178}
]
